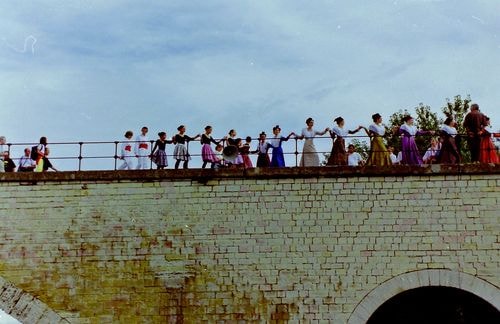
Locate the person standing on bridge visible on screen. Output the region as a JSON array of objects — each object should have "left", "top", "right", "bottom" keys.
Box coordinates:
[
  {"left": 364, "top": 113, "right": 392, "bottom": 167},
  {"left": 438, "top": 117, "right": 460, "bottom": 164},
  {"left": 200, "top": 126, "right": 222, "bottom": 169},
  {"left": 135, "top": 126, "right": 150, "bottom": 169},
  {"left": 396, "top": 115, "right": 434, "bottom": 165},
  {"left": 297, "top": 117, "right": 329, "bottom": 167},
  {"left": 269, "top": 125, "right": 294, "bottom": 167},
  {"left": 151, "top": 132, "right": 173, "bottom": 169},
  {"left": 34, "top": 137, "right": 47, "bottom": 172},
  {"left": 0, "top": 136, "right": 6, "bottom": 172},
  {"left": 463, "top": 103, "right": 487, "bottom": 163},
  {"left": 327, "top": 117, "right": 364, "bottom": 166},
  {"left": 479, "top": 117, "right": 499, "bottom": 164},
  {"left": 173, "top": 125, "right": 200, "bottom": 169},
  {"left": 119, "top": 131, "right": 135, "bottom": 170}
]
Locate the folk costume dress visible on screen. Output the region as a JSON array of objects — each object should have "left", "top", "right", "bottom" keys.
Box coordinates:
[
  {"left": 398, "top": 124, "right": 426, "bottom": 165},
  {"left": 119, "top": 139, "right": 135, "bottom": 170},
  {"left": 438, "top": 125, "right": 460, "bottom": 164},
  {"left": 327, "top": 125, "right": 348, "bottom": 166},
  {"left": 256, "top": 141, "right": 271, "bottom": 167},
  {"left": 135, "top": 134, "right": 150, "bottom": 169},
  {"left": 151, "top": 139, "right": 172, "bottom": 168},
  {"left": 479, "top": 127, "right": 499, "bottom": 164},
  {"left": 227, "top": 137, "right": 244, "bottom": 165},
  {"left": 240, "top": 143, "right": 253, "bottom": 168},
  {"left": 299, "top": 128, "right": 322, "bottom": 167},
  {"left": 366, "top": 123, "right": 391, "bottom": 166},
  {"left": 200, "top": 134, "right": 220, "bottom": 163},
  {"left": 269, "top": 135, "right": 289, "bottom": 167},
  {"left": 173, "top": 134, "right": 195, "bottom": 161}
]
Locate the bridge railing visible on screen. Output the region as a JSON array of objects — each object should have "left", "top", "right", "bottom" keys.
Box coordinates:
[{"left": 3, "top": 134, "right": 499, "bottom": 171}]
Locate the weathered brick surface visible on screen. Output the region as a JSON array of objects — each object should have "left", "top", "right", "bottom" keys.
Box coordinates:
[{"left": 0, "top": 167, "right": 498, "bottom": 323}]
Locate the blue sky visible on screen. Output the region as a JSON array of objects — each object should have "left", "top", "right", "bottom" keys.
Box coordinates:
[{"left": 1, "top": 0, "right": 499, "bottom": 170}]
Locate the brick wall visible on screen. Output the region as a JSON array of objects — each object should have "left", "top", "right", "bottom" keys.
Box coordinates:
[{"left": 0, "top": 166, "right": 499, "bottom": 323}]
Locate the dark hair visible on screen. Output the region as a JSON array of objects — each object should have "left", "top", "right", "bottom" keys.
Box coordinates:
[
  {"left": 259, "top": 131, "right": 266, "bottom": 137},
  {"left": 235, "top": 138, "right": 242, "bottom": 144},
  {"left": 471, "top": 103, "right": 479, "bottom": 111},
  {"left": 348, "top": 144, "right": 355, "bottom": 149},
  {"left": 245, "top": 136, "right": 252, "bottom": 142},
  {"left": 372, "top": 113, "right": 382, "bottom": 122},
  {"left": 142, "top": 126, "right": 148, "bottom": 130},
  {"left": 228, "top": 129, "right": 235, "bottom": 135},
  {"left": 158, "top": 132, "right": 166, "bottom": 137},
  {"left": 39, "top": 136, "right": 47, "bottom": 145},
  {"left": 205, "top": 125, "right": 212, "bottom": 131},
  {"left": 273, "top": 125, "right": 281, "bottom": 131},
  {"left": 306, "top": 117, "right": 313, "bottom": 124},
  {"left": 177, "top": 125, "right": 185, "bottom": 131},
  {"left": 403, "top": 116, "right": 413, "bottom": 123},
  {"left": 444, "top": 117, "right": 454, "bottom": 126},
  {"left": 124, "top": 131, "right": 133, "bottom": 138},
  {"left": 334, "top": 117, "right": 344, "bottom": 125},
  {"left": 485, "top": 116, "right": 490, "bottom": 121}
]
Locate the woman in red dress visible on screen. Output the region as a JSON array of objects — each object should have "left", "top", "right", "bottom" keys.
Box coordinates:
[{"left": 479, "top": 117, "right": 499, "bottom": 164}]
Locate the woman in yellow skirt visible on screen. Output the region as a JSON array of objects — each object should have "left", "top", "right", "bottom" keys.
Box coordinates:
[
  {"left": 364, "top": 113, "right": 392, "bottom": 166},
  {"left": 34, "top": 137, "right": 47, "bottom": 172}
]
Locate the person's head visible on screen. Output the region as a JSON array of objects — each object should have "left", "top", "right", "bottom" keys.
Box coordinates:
[
  {"left": 39, "top": 136, "right": 47, "bottom": 145},
  {"left": 124, "top": 131, "right": 133, "bottom": 139},
  {"left": 228, "top": 129, "right": 236, "bottom": 137},
  {"left": 141, "top": 126, "right": 148, "bottom": 135},
  {"left": 372, "top": 113, "right": 382, "bottom": 123},
  {"left": 348, "top": 144, "right": 355, "bottom": 153},
  {"left": 334, "top": 117, "right": 344, "bottom": 127},
  {"left": 470, "top": 103, "right": 479, "bottom": 111},
  {"left": 272, "top": 125, "right": 281, "bottom": 135},
  {"left": 215, "top": 144, "right": 223, "bottom": 152},
  {"left": 177, "top": 125, "right": 185, "bottom": 133},
  {"left": 388, "top": 145, "right": 394, "bottom": 153},
  {"left": 158, "top": 131, "right": 166, "bottom": 140},
  {"left": 235, "top": 138, "right": 242, "bottom": 146},
  {"left": 430, "top": 137, "right": 439, "bottom": 147},
  {"left": 259, "top": 131, "right": 267, "bottom": 140},
  {"left": 485, "top": 117, "right": 491, "bottom": 126},
  {"left": 205, "top": 125, "right": 212, "bottom": 134},
  {"left": 444, "top": 117, "right": 454, "bottom": 126},
  {"left": 403, "top": 115, "right": 414, "bottom": 125},
  {"left": 24, "top": 148, "right": 31, "bottom": 157},
  {"left": 0, "top": 136, "right": 6, "bottom": 145},
  {"left": 305, "top": 117, "right": 314, "bottom": 127},
  {"left": 245, "top": 136, "right": 252, "bottom": 144}
]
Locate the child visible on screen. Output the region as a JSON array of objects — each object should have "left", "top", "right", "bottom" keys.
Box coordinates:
[
  {"left": 151, "top": 132, "right": 172, "bottom": 169},
  {"left": 347, "top": 144, "right": 364, "bottom": 166},
  {"left": 240, "top": 136, "right": 253, "bottom": 168},
  {"left": 135, "top": 126, "right": 150, "bottom": 169},
  {"left": 214, "top": 144, "right": 224, "bottom": 167},
  {"left": 119, "top": 131, "right": 135, "bottom": 170}
]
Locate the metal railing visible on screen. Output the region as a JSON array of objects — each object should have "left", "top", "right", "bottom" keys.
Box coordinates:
[{"left": 2, "top": 134, "right": 499, "bottom": 171}]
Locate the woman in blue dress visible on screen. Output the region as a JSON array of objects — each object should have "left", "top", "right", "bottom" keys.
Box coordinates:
[{"left": 269, "top": 125, "right": 295, "bottom": 167}]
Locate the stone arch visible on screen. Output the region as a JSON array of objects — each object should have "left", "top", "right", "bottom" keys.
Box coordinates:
[
  {"left": 0, "top": 276, "right": 68, "bottom": 323},
  {"left": 348, "top": 269, "right": 500, "bottom": 324}
]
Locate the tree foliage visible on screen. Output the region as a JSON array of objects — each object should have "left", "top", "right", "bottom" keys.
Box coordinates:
[{"left": 441, "top": 95, "right": 471, "bottom": 162}]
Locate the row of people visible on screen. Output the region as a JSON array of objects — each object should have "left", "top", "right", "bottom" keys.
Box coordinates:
[{"left": 0, "top": 137, "right": 58, "bottom": 173}]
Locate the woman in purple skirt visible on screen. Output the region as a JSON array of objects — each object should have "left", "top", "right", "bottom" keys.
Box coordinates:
[
  {"left": 201, "top": 126, "right": 222, "bottom": 169},
  {"left": 397, "top": 116, "right": 433, "bottom": 165}
]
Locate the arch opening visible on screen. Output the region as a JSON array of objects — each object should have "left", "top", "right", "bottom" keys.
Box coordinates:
[{"left": 367, "top": 286, "right": 500, "bottom": 324}]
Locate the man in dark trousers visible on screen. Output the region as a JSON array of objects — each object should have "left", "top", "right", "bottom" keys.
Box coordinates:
[{"left": 463, "top": 103, "right": 487, "bottom": 162}]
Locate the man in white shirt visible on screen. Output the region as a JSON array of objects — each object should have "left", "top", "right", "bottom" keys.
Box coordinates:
[
  {"left": 388, "top": 146, "right": 400, "bottom": 165},
  {"left": 347, "top": 144, "right": 364, "bottom": 166},
  {"left": 135, "top": 126, "right": 150, "bottom": 169},
  {"left": 18, "top": 147, "right": 36, "bottom": 172}
]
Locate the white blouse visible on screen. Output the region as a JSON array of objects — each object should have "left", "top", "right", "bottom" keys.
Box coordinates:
[
  {"left": 331, "top": 125, "right": 349, "bottom": 137},
  {"left": 440, "top": 125, "right": 457, "bottom": 137},
  {"left": 301, "top": 128, "right": 322, "bottom": 139},
  {"left": 400, "top": 123, "right": 417, "bottom": 136},
  {"left": 369, "top": 124, "right": 385, "bottom": 136}
]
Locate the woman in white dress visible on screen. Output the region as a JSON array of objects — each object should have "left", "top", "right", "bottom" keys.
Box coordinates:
[{"left": 296, "top": 117, "right": 329, "bottom": 167}]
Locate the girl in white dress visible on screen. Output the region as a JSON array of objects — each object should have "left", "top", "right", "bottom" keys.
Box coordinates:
[{"left": 296, "top": 117, "right": 329, "bottom": 167}]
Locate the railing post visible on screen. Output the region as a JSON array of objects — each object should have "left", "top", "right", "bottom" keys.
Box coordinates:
[
  {"left": 114, "top": 141, "right": 119, "bottom": 170},
  {"left": 150, "top": 140, "right": 154, "bottom": 170},
  {"left": 294, "top": 138, "right": 299, "bottom": 167},
  {"left": 78, "top": 142, "right": 83, "bottom": 171}
]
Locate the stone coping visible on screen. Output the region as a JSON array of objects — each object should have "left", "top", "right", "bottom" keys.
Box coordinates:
[{"left": 0, "top": 164, "right": 499, "bottom": 183}]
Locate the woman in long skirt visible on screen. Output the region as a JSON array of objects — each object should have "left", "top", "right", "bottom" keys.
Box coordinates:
[
  {"left": 365, "top": 113, "right": 392, "bottom": 166},
  {"left": 297, "top": 117, "right": 329, "bottom": 167},
  {"left": 240, "top": 136, "right": 253, "bottom": 168},
  {"left": 151, "top": 132, "right": 172, "bottom": 169},
  {"left": 438, "top": 117, "right": 460, "bottom": 164},
  {"left": 327, "top": 117, "right": 363, "bottom": 166},
  {"left": 479, "top": 117, "right": 499, "bottom": 164},
  {"left": 397, "top": 115, "right": 433, "bottom": 165},
  {"left": 173, "top": 125, "right": 200, "bottom": 169},
  {"left": 200, "top": 126, "right": 222, "bottom": 168},
  {"left": 226, "top": 129, "right": 244, "bottom": 167},
  {"left": 269, "top": 125, "right": 295, "bottom": 167},
  {"left": 255, "top": 132, "right": 271, "bottom": 167}
]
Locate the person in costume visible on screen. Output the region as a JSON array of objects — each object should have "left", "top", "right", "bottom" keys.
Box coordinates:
[
  {"left": 173, "top": 125, "right": 200, "bottom": 169},
  {"left": 118, "top": 131, "right": 135, "bottom": 170},
  {"left": 397, "top": 115, "right": 434, "bottom": 165},
  {"left": 240, "top": 136, "right": 253, "bottom": 168},
  {"left": 268, "top": 125, "right": 294, "bottom": 167},
  {"left": 151, "top": 132, "right": 173, "bottom": 169},
  {"left": 364, "top": 113, "right": 392, "bottom": 166},
  {"left": 479, "top": 117, "right": 499, "bottom": 164},
  {"left": 255, "top": 132, "right": 271, "bottom": 167},
  {"left": 327, "top": 117, "right": 363, "bottom": 166},
  {"left": 135, "top": 126, "right": 150, "bottom": 169},
  {"left": 422, "top": 138, "right": 441, "bottom": 164},
  {"left": 438, "top": 117, "right": 460, "bottom": 164},
  {"left": 200, "top": 126, "right": 222, "bottom": 169},
  {"left": 296, "top": 117, "right": 329, "bottom": 167}
]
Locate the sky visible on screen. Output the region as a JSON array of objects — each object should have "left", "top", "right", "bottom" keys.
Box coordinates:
[{"left": 1, "top": 0, "right": 500, "bottom": 171}]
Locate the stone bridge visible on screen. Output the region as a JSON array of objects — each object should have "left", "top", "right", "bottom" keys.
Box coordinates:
[{"left": 0, "top": 165, "right": 499, "bottom": 323}]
